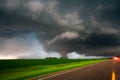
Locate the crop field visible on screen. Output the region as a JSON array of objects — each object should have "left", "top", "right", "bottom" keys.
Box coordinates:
[{"left": 0, "top": 59, "right": 105, "bottom": 80}]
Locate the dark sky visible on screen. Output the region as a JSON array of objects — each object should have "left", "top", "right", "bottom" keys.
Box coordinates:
[{"left": 0, "top": 0, "right": 120, "bottom": 59}]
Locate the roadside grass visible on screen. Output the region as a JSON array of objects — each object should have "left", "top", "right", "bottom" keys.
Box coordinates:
[{"left": 0, "top": 59, "right": 106, "bottom": 80}]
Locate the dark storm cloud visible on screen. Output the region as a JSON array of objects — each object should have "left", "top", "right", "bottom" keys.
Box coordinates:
[
  {"left": 46, "top": 0, "right": 120, "bottom": 56},
  {"left": 57, "top": 0, "right": 120, "bottom": 28},
  {"left": 0, "top": 0, "right": 120, "bottom": 58},
  {"left": 0, "top": 0, "right": 64, "bottom": 41},
  {"left": 97, "top": 7, "right": 120, "bottom": 28},
  {"left": 85, "top": 33, "right": 120, "bottom": 48}
]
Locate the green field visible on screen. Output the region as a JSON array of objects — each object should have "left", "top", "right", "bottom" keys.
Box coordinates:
[{"left": 0, "top": 59, "right": 105, "bottom": 80}]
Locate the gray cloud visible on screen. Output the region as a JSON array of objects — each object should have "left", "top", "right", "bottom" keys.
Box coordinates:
[
  {"left": 67, "top": 52, "right": 106, "bottom": 59},
  {"left": 0, "top": 0, "right": 120, "bottom": 58}
]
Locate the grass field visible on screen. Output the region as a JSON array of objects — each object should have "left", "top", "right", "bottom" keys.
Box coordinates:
[{"left": 0, "top": 59, "right": 106, "bottom": 80}]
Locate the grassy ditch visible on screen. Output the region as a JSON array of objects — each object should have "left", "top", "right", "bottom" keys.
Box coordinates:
[{"left": 0, "top": 59, "right": 106, "bottom": 80}]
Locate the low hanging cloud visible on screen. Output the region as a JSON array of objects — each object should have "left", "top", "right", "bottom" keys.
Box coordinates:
[
  {"left": 67, "top": 52, "right": 106, "bottom": 59},
  {"left": 48, "top": 31, "right": 79, "bottom": 46},
  {"left": 61, "top": 32, "right": 79, "bottom": 39},
  {"left": 0, "top": 0, "right": 120, "bottom": 59}
]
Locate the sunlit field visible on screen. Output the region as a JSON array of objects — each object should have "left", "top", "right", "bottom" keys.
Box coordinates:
[{"left": 0, "top": 59, "right": 106, "bottom": 80}]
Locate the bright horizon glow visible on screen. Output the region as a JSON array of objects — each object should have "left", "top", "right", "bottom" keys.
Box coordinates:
[{"left": 0, "top": 56, "right": 18, "bottom": 59}]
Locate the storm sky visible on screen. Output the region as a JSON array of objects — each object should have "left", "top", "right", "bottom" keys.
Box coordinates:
[{"left": 0, "top": 0, "right": 120, "bottom": 59}]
